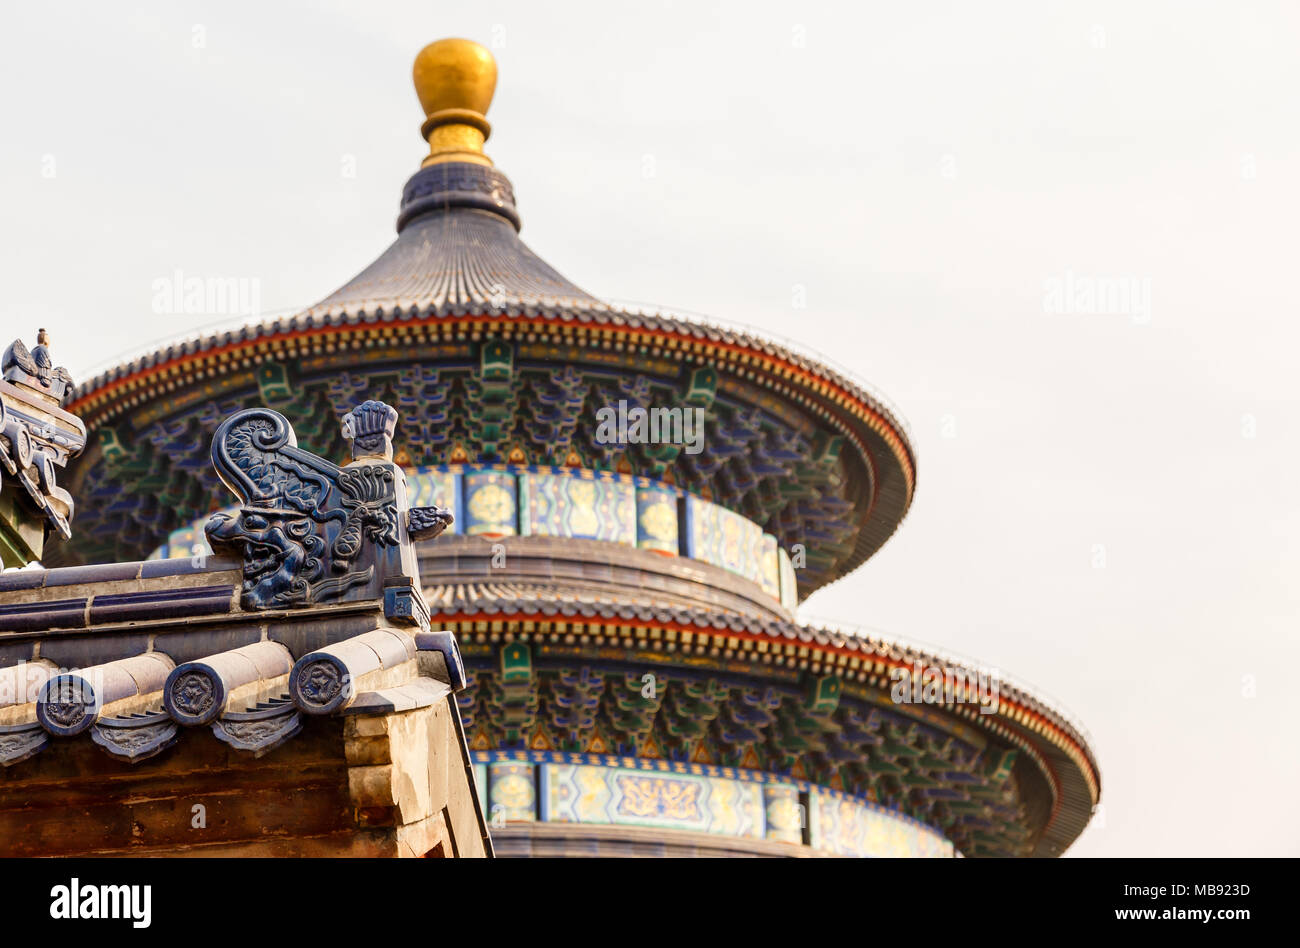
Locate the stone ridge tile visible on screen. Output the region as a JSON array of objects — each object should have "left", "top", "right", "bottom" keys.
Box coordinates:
[
  {"left": 87, "top": 584, "right": 235, "bottom": 625},
  {"left": 139, "top": 556, "right": 241, "bottom": 579},
  {"left": 0, "top": 571, "right": 47, "bottom": 594},
  {"left": 245, "top": 641, "right": 293, "bottom": 678},
  {"left": 44, "top": 563, "right": 142, "bottom": 587},
  {"left": 0, "top": 598, "right": 88, "bottom": 633},
  {"left": 96, "top": 664, "right": 146, "bottom": 704}
]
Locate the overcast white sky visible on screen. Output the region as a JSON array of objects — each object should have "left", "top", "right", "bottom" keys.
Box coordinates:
[{"left": 2, "top": 1, "right": 1297, "bottom": 856}]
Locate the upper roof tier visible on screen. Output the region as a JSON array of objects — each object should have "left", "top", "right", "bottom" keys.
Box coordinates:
[
  {"left": 316, "top": 162, "right": 596, "bottom": 314},
  {"left": 57, "top": 40, "right": 916, "bottom": 597}
]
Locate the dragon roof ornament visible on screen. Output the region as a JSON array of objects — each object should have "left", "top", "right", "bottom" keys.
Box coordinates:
[
  {"left": 205, "top": 399, "right": 452, "bottom": 615},
  {"left": 0, "top": 328, "right": 87, "bottom": 567}
]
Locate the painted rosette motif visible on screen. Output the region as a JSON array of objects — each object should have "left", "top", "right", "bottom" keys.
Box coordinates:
[
  {"left": 488, "top": 761, "right": 537, "bottom": 822},
  {"left": 463, "top": 471, "right": 517, "bottom": 537},
  {"left": 763, "top": 783, "right": 803, "bottom": 843},
  {"left": 635, "top": 485, "right": 679, "bottom": 554}
]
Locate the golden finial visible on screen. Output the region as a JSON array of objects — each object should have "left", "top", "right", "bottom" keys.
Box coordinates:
[{"left": 412, "top": 38, "right": 498, "bottom": 168}]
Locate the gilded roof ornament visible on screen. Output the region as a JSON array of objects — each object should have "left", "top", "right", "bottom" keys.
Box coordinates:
[{"left": 412, "top": 38, "right": 498, "bottom": 168}]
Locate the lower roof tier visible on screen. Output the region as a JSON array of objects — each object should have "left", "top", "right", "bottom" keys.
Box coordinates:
[
  {"left": 405, "top": 535, "right": 1097, "bottom": 857},
  {"left": 437, "top": 591, "right": 1098, "bottom": 858},
  {"left": 0, "top": 547, "right": 1099, "bottom": 857}
]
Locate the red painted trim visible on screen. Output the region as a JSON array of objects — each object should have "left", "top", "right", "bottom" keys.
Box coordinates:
[
  {"left": 69, "top": 314, "right": 914, "bottom": 486},
  {"left": 447, "top": 608, "right": 1096, "bottom": 851},
  {"left": 442, "top": 608, "right": 1091, "bottom": 775}
]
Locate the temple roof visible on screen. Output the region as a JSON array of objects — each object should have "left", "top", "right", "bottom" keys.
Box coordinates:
[
  {"left": 68, "top": 42, "right": 911, "bottom": 468},
  {"left": 4, "top": 390, "right": 1095, "bottom": 857},
  {"left": 56, "top": 40, "right": 915, "bottom": 596},
  {"left": 306, "top": 37, "right": 598, "bottom": 320},
  {"left": 425, "top": 576, "right": 1097, "bottom": 858}
]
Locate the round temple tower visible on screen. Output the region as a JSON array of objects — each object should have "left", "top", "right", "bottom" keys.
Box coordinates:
[{"left": 58, "top": 39, "right": 1098, "bottom": 857}]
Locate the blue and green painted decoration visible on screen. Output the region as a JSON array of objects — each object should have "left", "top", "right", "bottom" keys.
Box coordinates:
[{"left": 150, "top": 464, "right": 797, "bottom": 609}]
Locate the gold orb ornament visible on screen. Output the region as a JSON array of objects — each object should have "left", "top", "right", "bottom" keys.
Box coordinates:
[{"left": 412, "top": 38, "right": 498, "bottom": 168}]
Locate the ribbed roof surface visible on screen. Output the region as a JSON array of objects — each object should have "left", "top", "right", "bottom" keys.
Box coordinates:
[{"left": 310, "top": 208, "right": 601, "bottom": 317}]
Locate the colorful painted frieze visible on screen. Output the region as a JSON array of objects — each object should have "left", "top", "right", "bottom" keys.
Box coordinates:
[
  {"left": 635, "top": 485, "right": 678, "bottom": 554},
  {"left": 683, "top": 494, "right": 769, "bottom": 588},
  {"left": 807, "top": 788, "right": 954, "bottom": 858},
  {"left": 473, "top": 753, "right": 957, "bottom": 857},
  {"left": 405, "top": 467, "right": 460, "bottom": 535},
  {"left": 540, "top": 763, "right": 764, "bottom": 839},
  {"left": 462, "top": 471, "right": 518, "bottom": 536},
  {"left": 145, "top": 467, "right": 793, "bottom": 615},
  {"left": 519, "top": 473, "right": 636, "bottom": 545}
]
